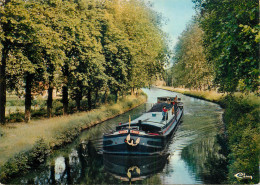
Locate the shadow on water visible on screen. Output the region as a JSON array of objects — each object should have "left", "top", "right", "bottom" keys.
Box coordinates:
[{"left": 8, "top": 87, "right": 228, "bottom": 184}]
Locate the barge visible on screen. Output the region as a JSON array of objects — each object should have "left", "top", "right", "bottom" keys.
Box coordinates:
[{"left": 103, "top": 96, "right": 184, "bottom": 155}]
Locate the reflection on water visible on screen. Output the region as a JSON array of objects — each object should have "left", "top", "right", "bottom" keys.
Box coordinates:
[
  {"left": 103, "top": 154, "right": 169, "bottom": 182},
  {"left": 181, "top": 135, "right": 228, "bottom": 184},
  {"left": 9, "top": 87, "right": 228, "bottom": 184}
]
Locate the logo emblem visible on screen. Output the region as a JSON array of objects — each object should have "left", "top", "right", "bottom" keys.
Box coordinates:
[{"left": 125, "top": 134, "right": 140, "bottom": 146}]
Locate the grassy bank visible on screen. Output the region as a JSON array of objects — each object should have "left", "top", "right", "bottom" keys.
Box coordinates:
[
  {"left": 160, "top": 86, "right": 225, "bottom": 103},
  {"left": 159, "top": 86, "right": 259, "bottom": 184},
  {"left": 0, "top": 94, "right": 146, "bottom": 182}
]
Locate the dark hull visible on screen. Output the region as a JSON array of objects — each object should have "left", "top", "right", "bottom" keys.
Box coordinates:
[
  {"left": 103, "top": 134, "right": 166, "bottom": 155},
  {"left": 103, "top": 106, "right": 183, "bottom": 155}
]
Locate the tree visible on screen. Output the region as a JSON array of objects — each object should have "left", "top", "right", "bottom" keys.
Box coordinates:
[
  {"left": 0, "top": 0, "right": 170, "bottom": 123},
  {"left": 100, "top": 0, "right": 131, "bottom": 101},
  {"left": 0, "top": 0, "right": 13, "bottom": 124},
  {"left": 168, "top": 21, "right": 213, "bottom": 89},
  {"left": 22, "top": 0, "right": 64, "bottom": 121},
  {"left": 0, "top": 0, "right": 35, "bottom": 123},
  {"left": 103, "top": 0, "right": 168, "bottom": 95},
  {"left": 56, "top": 0, "right": 79, "bottom": 114},
  {"left": 68, "top": 0, "right": 106, "bottom": 110},
  {"left": 193, "top": 0, "right": 259, "bottom": 93}
]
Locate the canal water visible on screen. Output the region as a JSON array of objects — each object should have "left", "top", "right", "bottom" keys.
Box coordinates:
[{"left": 9, "top": 87, "right": 228, "bottom": 184}]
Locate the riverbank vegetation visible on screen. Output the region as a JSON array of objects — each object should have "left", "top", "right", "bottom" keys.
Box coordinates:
[
  {"left": 0, "top": 94, "right": 146, "bottom": 182},
  {"left": 161, "top": 87, "right": 224, "bottom": 103},
  {"left": 160, "top": 86, "right": 259, "bottom": 184},
  {"left": 0, "top": 0, "right": 169, "bottom": 124},
  {"left": 164, "top": 0, "right": 259, "bottom": 183}
]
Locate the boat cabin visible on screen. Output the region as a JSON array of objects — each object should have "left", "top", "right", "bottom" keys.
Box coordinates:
[{"left": 116, "top": 102, "right": 174, "bottom": 133}]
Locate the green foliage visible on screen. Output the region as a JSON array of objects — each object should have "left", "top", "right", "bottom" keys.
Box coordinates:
[
  {"left": 0, "top": 153, "right": 29, "bottom": 183},
  {"left": 6, "top": 99, "right": 24, "bottom": 106},
  {"left": 0, "top": 138, "right": 50, "bottom": 183},
  {"left": 27, "top": 138, "right": 50, "bottom": 167},
  {"left": 52, "top": 123, "right": 81, "bottom": 148},
  {"left": 101, "top": 0, "right": 169, "bottom": 93},
  {"left": 52, "top": 99, "right": 63, "bottom": 114},
  {"left": 162, "top": 87, "right": 259, "bottom": 184},
  {"left": 6, "top": 112, "right": 24, "bottom": 123},
  {"left": 221, "top": 95, "right": 259, "bottom": 184},
  {"left": 106, "top": 94, "right": 117, "bottom": 103},
  {"left": 193, "top": 0, "right": 259, "bottom": 93},
  {"left": 0, "top": 0, "right": 168, "bottom": 123},
  {"left": 167, "top": 21, "right": 214, "bottom": 89}
]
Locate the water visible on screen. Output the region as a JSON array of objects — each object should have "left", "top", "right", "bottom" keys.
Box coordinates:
[{"left": 9, "top": 87, "right": 227, "bottom": 184}]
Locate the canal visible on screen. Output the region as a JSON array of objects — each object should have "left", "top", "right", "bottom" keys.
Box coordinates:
[{"left": 9, "top": 87, "right": 228, "bottom": 184}]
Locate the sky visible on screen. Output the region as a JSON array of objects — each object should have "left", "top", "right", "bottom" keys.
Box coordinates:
[{"left": 147, "top": 0, "right": 196, "bottom": 49}]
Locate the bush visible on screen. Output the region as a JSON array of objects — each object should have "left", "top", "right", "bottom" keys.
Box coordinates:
[
  {"left": 0, "top": 153, "right": 30, "bottom": 182},
  {"left": 6, "top": 112, "right": 24, "bottom": 123},
  {"left": 0, "top": 138, "right": 50, "bottom": 183},
  {"left": 6, "top": 100, "right": 25, "bottom": 107},
  {"left": 31, "top": 108, "right": 46, "bottom": 118},
  {"left": 53, "top": 100, "right": 63, "bottom": 115},
  {"left": 107, "top": 94, "right": 117, "bottom": 103},
  {"left": 27, "top": 138, "right": 50, "bottom": 167},
  {"left": 51, "top": 122, "right": 81, "bottom": 148},
  {"left": 222, "top": 95, "right": 259, "bottom": 184}
]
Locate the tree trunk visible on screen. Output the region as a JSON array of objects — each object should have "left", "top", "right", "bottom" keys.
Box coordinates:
[
  {"left": 47, "top": 76, "right": 54, "bottom": 118},
  {"left": 47, "top": 63, "right": 54, "bottom": 118},
  {"left": 0, "top": 0, "right": 13, "bottom": 124},
  {"left": 87, "top": 89, "right": 92, "bottom": 110},
  {"left": 0, "top": 45, "right": 9, "bottom": 124},
  {"left": 76, "top": 92, "right": 81, "bottom": 111},
  {"left": 115, "top": 90, "right": 118, "bottom": 103},
  {"left": 25, "top": 73, "right": 32, "bottom": 123},
  {"left": 62, "top": 64, "right": 69, "bottom": 115},
  {"left": 131, "top": 87, "right": 134, "bottom": 96},
  {"left": 94, "top": 89, "right": 98, "bottom": 108},
  {"left": 120, "top": 90, "right": 125, "bottom": 99},
  {"left": 62, "top": 85, "right": 68, "bottom": 115},
  {"left": 76, "top": 82, "right": 82, "bottom": 111},
  {"left": 103, "top": 89, "right": 108, "bottom": 104}
]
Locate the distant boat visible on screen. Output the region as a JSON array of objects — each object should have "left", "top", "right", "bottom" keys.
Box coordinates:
[{"left": 103, "top": 96, "right": 184, "bottom": 155}]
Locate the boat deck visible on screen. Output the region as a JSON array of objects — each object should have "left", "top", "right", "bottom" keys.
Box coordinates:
[
  {"left": 148, "top": 103, "right": 173, "bottom": 112},
  {"left": 131, "top": 111, "right": 175, "bottom": 128},
  {"left": 116, "top": 102, "right": 176, "bottom": 130}
]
